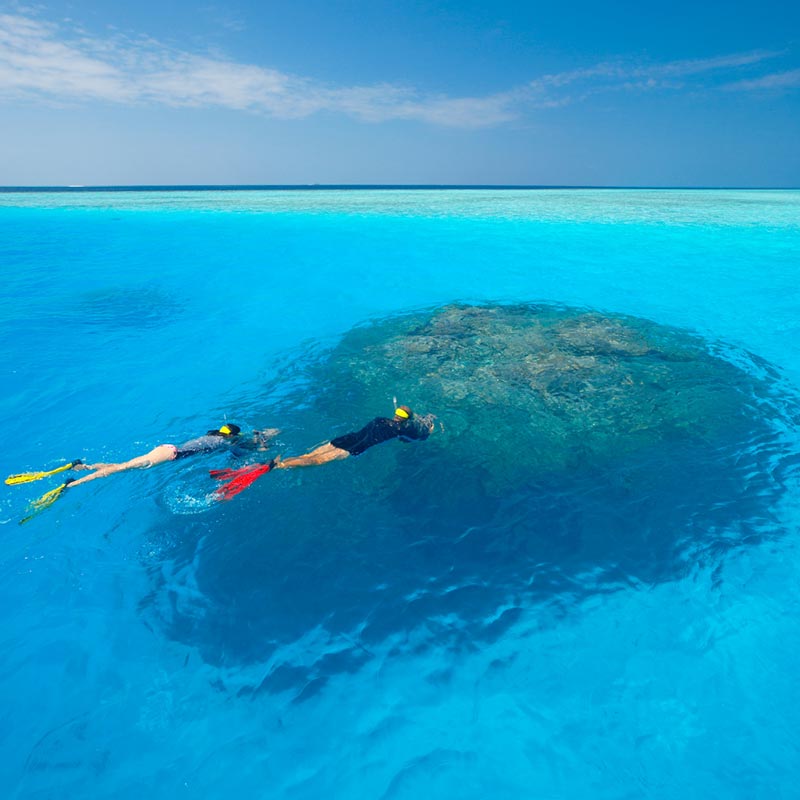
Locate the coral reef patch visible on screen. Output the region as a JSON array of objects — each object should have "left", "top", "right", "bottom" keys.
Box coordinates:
[{"left": 142, "top": 305, "right": 797, "bottom": 694}]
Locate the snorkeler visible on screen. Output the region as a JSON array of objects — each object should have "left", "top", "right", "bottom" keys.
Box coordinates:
[
  {"left": 66, "top": 424, "right": 279, "bottom": 486},
  {"left": 275, "top": 405, "right": 435, "bottom": 469},
  {"left": 204, "top": 406, "right": 435, "bottom": 500},
  {"left": 6, "top": 424, "right": 279, "bottom": 522}
]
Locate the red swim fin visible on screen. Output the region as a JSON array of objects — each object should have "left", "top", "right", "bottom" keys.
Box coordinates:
[{"left": 211, "top": 462, "right": 274, "bottom": 501}]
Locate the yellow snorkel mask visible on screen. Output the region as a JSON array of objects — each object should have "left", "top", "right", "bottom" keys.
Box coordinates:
[
  {"left": 394, "top": 407, "right": 410, "bottom": 419},
  {"left": 219, "top": 425, "right": 233, "bottom": 435}
]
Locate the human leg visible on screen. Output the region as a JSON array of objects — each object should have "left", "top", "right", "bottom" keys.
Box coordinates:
[
  {"left": 276, "top": 442, "right": 350, "bottom": 469},
  {"left": 67, "top": 444, "right": 178, "bottom": 486}
]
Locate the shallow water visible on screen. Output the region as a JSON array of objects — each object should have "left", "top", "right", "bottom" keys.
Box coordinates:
[{"left": 1, "top": 189, "right": 799, "bottom": 799}]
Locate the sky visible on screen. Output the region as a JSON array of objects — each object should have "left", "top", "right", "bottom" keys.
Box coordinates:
[{"left": 0, "top": 1, "right": 798, "bottom": 186}]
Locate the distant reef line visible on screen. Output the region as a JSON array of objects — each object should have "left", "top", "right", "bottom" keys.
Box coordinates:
[{"left": 2, "top": 184, "right": 796, "bottom": 192}]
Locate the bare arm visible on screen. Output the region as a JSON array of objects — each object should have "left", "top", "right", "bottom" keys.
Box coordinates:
[
  {"left": 253, "top": 428, "right": 281, "bottom": 451},
  {"left": 416, "top": 413, "right": 436, "bottom": 434},
  {"left": 228, "top": 429, "right": 281, "bottom": 453}
]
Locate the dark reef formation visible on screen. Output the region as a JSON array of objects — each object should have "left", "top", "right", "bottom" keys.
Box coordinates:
[
  {"left": 141, "top": 305, "right": 798, "bottom": 696},
  {"left": 319, "top": 304, "right": 763, "bottom": 490}
]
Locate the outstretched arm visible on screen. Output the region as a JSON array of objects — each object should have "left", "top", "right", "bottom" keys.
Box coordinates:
[
  {"left": 225, "top": 428, "right": 280, "bottom": 456},
  {"left": 233, "top": 428, "right": 281, "bottom": 453},
  {"left": 417, "top": 413, "right": 436, "bottom": 434},
  {"left": 253, "top": 428, "right": 281, "bottom": 451}
]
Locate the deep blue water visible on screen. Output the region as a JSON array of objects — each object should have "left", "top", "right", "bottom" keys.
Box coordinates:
[{"left": 1, "top": 189, "right": 799, "bottom": 799}]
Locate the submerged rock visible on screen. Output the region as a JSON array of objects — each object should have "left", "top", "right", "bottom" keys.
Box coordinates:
[
  {"left": 143, "top": 304, "right": 798, "bottom": 690},
  {"left": 317, "top": 304, "right": 760, "bottom": 491}
]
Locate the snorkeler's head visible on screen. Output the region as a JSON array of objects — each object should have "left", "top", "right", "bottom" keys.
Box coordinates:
[
  {"left": 211, "top": 424, "right": 241, "bottom": 437},
  {"left": 394, "top": 406, "right": 412, "bottom": 420}
]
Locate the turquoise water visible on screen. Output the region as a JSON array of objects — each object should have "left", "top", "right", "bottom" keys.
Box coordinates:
[{"left": 1, "top": 189, "right": 799, "bottom": 798}]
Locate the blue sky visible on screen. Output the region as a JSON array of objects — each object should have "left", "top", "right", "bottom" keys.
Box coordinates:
[{"left": 0, "top": 1, "right": 798, "bottom": 186}]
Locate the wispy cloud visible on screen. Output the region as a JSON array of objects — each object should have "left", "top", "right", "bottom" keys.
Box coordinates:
[
  {"left": 0, "top": 11, "right": 795, "bottom": 128},
  {"left": 527, "top": 50, "right": 785, "bottom": 102},
  {"left": 725, "top": 68, "right": 800, "bottom": 91},
  {"left": 0, "top": 12, "right": 516, "bottom": 126},
  {"left": 201, "top": 5, "right": 247, "bottom": 35}
]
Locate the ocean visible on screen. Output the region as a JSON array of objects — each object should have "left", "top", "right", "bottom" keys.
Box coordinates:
[{"left": 1, "top": 188, "right": 799, "bottom": 799}]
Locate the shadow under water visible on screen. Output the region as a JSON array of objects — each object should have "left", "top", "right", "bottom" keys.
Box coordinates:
[
  {"left": 71, "top": 286, "right": 182, "bottom": 331},
  {"left": 139, "top": 304, "right": 800, "bottom": 698}
]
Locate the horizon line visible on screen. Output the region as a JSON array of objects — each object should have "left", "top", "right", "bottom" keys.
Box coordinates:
[{"left": 1, "top": 184, "right": 798, "bottom": 192}]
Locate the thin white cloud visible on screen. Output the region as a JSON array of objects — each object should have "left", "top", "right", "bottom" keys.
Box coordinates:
[
  {"left": 0, "top": 13, "right": 132, "bottom": 101},
  {"left": 725, "top": 68, "right": 800, "bottom": 91},
  {"left": 0, "top": 12, "right": 795, "bottom": 127},
  {"left": 656, "top": 50, "right": 782, "bottom": 77},
  {"left": 0, "top": 12, "right": 515, "bottom": 127},
  {"left": 527, "top": 50, "right": 785, "bottom": 102}
]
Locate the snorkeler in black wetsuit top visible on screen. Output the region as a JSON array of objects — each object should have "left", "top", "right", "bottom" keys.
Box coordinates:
[{"left": 275, "top": 406, "right": 435, "bottom": 469}]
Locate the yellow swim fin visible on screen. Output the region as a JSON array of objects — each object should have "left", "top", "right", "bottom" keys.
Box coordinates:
[
  {"left": 19, "top": 480, "right": 74, "bottom": 525},
  {"left": 5, "top": 460, "right": 82, "bottom": 486}
]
